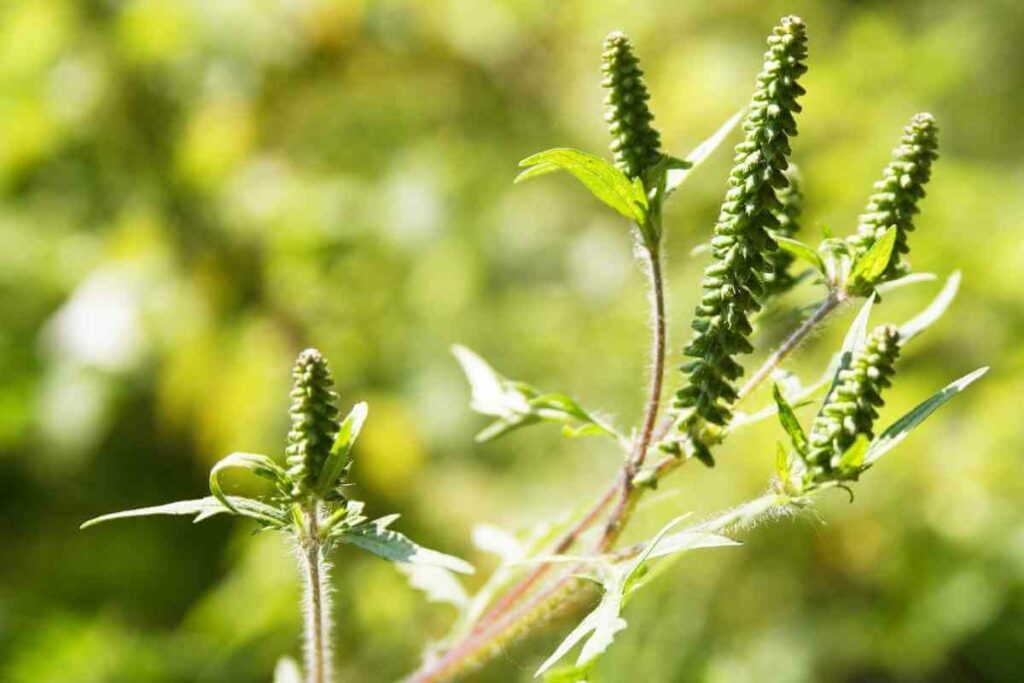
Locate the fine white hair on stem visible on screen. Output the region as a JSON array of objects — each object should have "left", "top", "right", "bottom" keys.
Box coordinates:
[{"left": 299, "top": 503, "right": 333, "bottom": 683}]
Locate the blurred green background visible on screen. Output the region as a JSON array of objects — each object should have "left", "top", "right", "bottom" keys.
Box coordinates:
[{"left": 1, "top": 0, "right": 1021, "bottom": 681}]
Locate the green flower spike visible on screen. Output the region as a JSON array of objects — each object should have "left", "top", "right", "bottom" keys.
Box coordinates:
[
  {"left": 847, "top": 113, "right": 939, "bottom": 279},
  {"left": 674, "top": 16, "right": 808, "bottom": 428},
  {"left": 764, "top": 165, "right": 804, "bottom": 297},
  {"left": 286, "top": 348, "right": 341, "bottom": 499},
  {"left": 601, "top": 31, "right": 662, "bottom": 180},
  {"left": 805, "top": 324, "right": 901, "bottom": 479}
]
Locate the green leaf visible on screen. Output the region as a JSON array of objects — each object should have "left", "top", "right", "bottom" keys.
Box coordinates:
[
  {"left": 209, "top": 452, "right": 289, "bottom": 516},
  {"left": 838, "top": 434, "right": 869, "bottom": 472},
  {"left": 775, "top": 441, "right": 791, "bottom": 486},
  {"left": 274, "top": 657, "right": 302, "bottom": 683},
  {"left": 543, "top": 663, "right": 594, "bottom": 683},
  {"left": 337, "top": 516, "right": 475, "bottom": 574},
  {"left": 865, "top": 367, "right": 988, "bottom": 465},
  {"left": 848, "top": 226, "right": 897, "bottom": 291},
  {"left": 665, "top": 108, "right": 744, "bottom": 195},
  {"left": 80, "top": 496, "right": 288, "bottom": 530},
  {"left": 396, "top": 563, "right": 469, "bottom": 611},
  {"left": 451, "top": 344, "right": 527, "bottom": 417},
  {"left": 822, "top": 294, "right": 875, "bottom": 408},
  {"left": 875, "top": 272, "right": 937, "bottom": 294},
  {"left": 773, "top": 235, "right": 826, "bottom": 276},
  {"left": 535, "top": 581, "right": 626, "bottom": 677},
  {"left": 516, "top": 148, "right": 647, "bottom": 223},
  {"left": 899, "top": 271, "right": 960, "bottom": 343},
  {"left": 315, "top": 401, "right": 368, "bottom": 496},
  {"left": 772, "top": 383, "right": 808, "bottom": 455}
]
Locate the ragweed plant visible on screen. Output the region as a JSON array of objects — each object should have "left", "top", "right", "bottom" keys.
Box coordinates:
[
  {"left": 82, "top": 349, "right": 472, "bottom": 683},
  {"left": 404, "top": 16, "right": 986, "bottom": 683}
]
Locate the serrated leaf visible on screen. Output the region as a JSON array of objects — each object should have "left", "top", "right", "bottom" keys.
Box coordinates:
[
  {"left": 774, "top": 235, "right": 826, "bottom": 275},
  {"left": 315, "top": 401, "right": 368, "bottom": 496},
  {"left": 337, "top": 517, "right": 475, "bottom": 574},
  {"left": 516, "top": 148, "right": 647, "bottom": 223},
  {"left": 209, "top": 452, "right": 289, "bottom": 516},
  {"left": 274, "top": 657, "right": 302, "bottom": 683},
  {"left": 899, "top": 271, "right": 960, "bottom": 343},
  {"left": 848, "top": 226, "right": 897, "bottom": 291},
  {"left": 396, "top": 563, "right": 469, "bottom": 611},
  {"left": 864, "top": 367, "right": 988, "bottom": 465},
  {"left": 535, "top": 586, "right": 626, "bottom": 677},
  {"left": 772, "top": 383, "right": 808, "bottom": 455},
  {"left": 80, "top": 495, "right": 288, "bottom": 530},
  {"left": 666, "top": 109, "right": 744, "bottom": 194}
]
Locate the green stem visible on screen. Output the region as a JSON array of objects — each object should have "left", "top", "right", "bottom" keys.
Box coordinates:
[{"left": 301, "top": 502, "right": 331, "bottom": 683}]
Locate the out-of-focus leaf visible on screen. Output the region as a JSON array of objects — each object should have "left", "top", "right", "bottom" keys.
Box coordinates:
[
  {"left": 472, "top": 523, "right": 525, "bottom": 562},
  {"left": 451, "top": 345, "right": 525, "bottom": 417},
  {"left": 772, "top": 383, "right": 808, "bottom": 455},
  {"left": 643, "top": 531, "right": 740, "bottom": 559},
  {"left": 875, "top": 272, "right": 937, "bottom": 294},
  {"left": 865, "top": 367, "right": 988, "bottom": 465},
  {"left": 337, "top": 517, "right": 475, "bottom": 574},
  {"left": 315, "top": 401, "right": 368, "bottom": 496},
  {"left": 542, "top": 663, "right": 594, "bottom": 683},
  {"left": 774, "top": 235, "right": 826, "bottom": 276},
  {"left": 80, "top": 496, "right": 288, "bottom": 529},
  {"left": 208, "top": 452, "right": 289, "bottom": 515},
  {"left": 666, "top": 109, "right": 744, "bottom": 194},
  {"left": 516, "top": 148, "right": 648, "bottom": 223},
  {"left": 775, "top": 442, "right": 791, "bottom": 487},
  {"left": 535, "top": 581, "right": 626, "bottom": 677},
  {"left": 848, "top": 226, "right": 897, "bottom": 291},
  {"left": 899, "top": 271, "right": 960, "bottom": 342},
  {"left": 273, "top": 657, "right": 302, "bottom": 683},
  {"left": 397, "top": 563, "right": 469, "bottom": 611}
]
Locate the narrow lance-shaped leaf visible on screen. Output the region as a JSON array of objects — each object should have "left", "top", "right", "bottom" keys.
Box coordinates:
[
  {"left": 335, "top": 516, "right": 475, "bottom": 575},
  {"left": 80, "top": 496, "right": 288, "bottom": 530},
  {"left": 847, "top": 226, "right": 897, "bottom": 293},
  {"left": 208, "top": 452, "right": 289, "bottom": 515},
  {"left": 315, "top": 402, "right": 368, "bottom": 496},
  {"left": 772, "top": 383, "right": 809, "bottom": 455},
  {"left": 773, "top": 235, "right": 826, "bottom": 277},
  {"left": 665, "top": 108, "right": 744, "bottom": 195},
  {"left": 899, "top": 271, "right": 960, "bottom": 343},
  {"left": 516, "top": 148, "right": 648, "bottom": 224},
  {"left": 864, "top": 367, "right": 988, "bottom": 465}
]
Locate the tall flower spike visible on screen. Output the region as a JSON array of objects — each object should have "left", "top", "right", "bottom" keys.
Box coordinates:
[
  {"left": 805, "top": 325, "right": 901, "bottom": 478},
  {"left": 602, "top": 31, "right": 662, "bottom": 180},
  {"left": 674, "top": 16, "right": 808, "bottom": 427},
  {"left": 847, "top": 113, "right": 939, "bottom": 278},
  {"left": 286, "top": 348, "right": 340, "bottom": 499},
  {"left": 763, "top": 165, "right": 804, "bottom": 297}
]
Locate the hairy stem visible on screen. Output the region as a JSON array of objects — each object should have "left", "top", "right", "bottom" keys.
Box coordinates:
[
  {"left": 301, "top": 503, "right": 331, "bottom": 683},
  {"left": 735, "top": 292, "right": 843, "bottom": 404},
  {"left": 600, "top": 244, "right": 666, "bottom": 548},
  {"left": 408, "top": 244, "right": 668, "bottom": 681}
]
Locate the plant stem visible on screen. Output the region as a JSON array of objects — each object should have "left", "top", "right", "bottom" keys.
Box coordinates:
[
  {"left": 599, "top": 244, "right": 666, "bottom": 549},
  {"left": 301, "top": 502, "right": 331, "bottom": 683},
  {"left": 735, "top": 292, "right": 842, "bottom": 404},
  {"left": 408, "top": 244, "right": 669, "bottom": 682}
]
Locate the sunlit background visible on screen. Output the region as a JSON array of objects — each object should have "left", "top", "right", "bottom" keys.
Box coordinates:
[{"left": 1, "top": 0, "right": 1022, "bottom": 681}]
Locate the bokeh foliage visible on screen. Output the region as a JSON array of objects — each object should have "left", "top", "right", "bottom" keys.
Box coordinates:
[{"left": 0, "top": 0, "right": 1021, "bottom": 681}]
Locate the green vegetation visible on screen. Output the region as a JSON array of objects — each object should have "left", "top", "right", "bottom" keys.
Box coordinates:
[{"left": 0, "top": 2, "right": 1019, "bottom": 682}]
